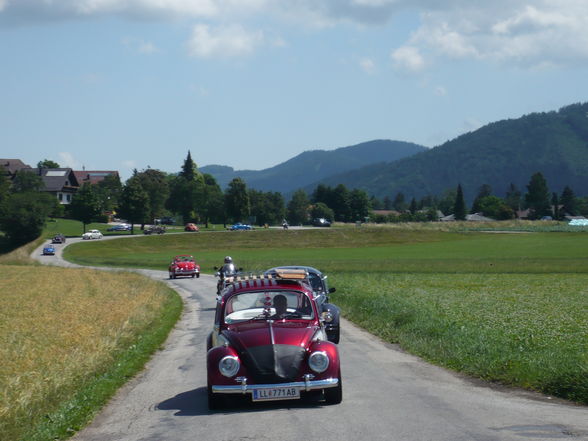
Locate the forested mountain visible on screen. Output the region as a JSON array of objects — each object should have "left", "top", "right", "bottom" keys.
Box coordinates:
[
  {"left": 308, "top": 103, "right": 588, "bottom": 202},
  {"left": 200, "top": 140, "right": 427, "bottom": 193}
]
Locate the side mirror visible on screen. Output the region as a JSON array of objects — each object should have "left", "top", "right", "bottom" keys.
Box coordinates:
[
  {"left": 329, "top": 287, "right": 336, "bottom": 294},
  {"left": 213, "top": 266, "right": 218, "bottom": 270}
]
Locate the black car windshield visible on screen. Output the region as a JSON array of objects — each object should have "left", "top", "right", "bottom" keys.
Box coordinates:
[
  {"left": 307, "top": 273, "right": 325, "bottom": 293},
  {"left": 224, "top": 290, "right": 314, "bottom": 324}
]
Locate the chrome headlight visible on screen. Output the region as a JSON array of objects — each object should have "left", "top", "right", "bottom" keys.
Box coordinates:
[
  {"left": 308, "top": 351, "right": 329, "bottom": 373},
  {"left": 219, "top": 355, "right": 240, "bottom": 377}
]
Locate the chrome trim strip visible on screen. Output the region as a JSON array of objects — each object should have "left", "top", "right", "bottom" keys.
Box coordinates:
[{"left": 211, "top": 378, "right": 338, "bottom": 394}]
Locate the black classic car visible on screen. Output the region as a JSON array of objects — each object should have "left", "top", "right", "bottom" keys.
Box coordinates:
[
  {"left": 51, "top": 233, "right": 66, "bottom": 244},
  {"left": 265, "top": 266, "right": 341, "bottom": 344}
]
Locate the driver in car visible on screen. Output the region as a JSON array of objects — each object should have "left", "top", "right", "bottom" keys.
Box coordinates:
[{"left": 271, "top": 294, "right": 288, "bottom": 319}]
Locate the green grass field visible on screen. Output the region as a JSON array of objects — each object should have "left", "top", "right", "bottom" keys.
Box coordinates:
[
  {"left": 64, "top": 226, "right": 588, "bottom": 404},
  {"left": 65, "top": 227, "right": 588, "bottom": 274}
]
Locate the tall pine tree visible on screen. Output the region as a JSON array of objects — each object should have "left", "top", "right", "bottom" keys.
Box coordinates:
[
  {"left": 560, "top": 186, "right": 577, "bottom": 216},
  {"left": 525, "top": 172, "right": 551, "bottom": 219},
  {"left": 453, "top": 184, "right": 467, "bottom": 220}
]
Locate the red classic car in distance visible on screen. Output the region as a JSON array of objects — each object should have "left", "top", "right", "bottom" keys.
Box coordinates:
[
  {"left": 184, "top": 223, "right": 199, "bottom": 232},
  {"left": 168, "top": 255, "right": 200, "bottom": 279},
  {"left": 206, "top": 269, "right": 342, "bottom": 409}
]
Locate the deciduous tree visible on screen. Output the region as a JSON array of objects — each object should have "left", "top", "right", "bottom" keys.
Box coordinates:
[
  {"left": 310, "top": 202, "right": 334, "bottom": 221},
  {"left": 11, "top": 170, "right": 44, "bottom": 193},
  {"left": 0, "top": 192, "right": 55, "bottom": 245},
  {"left": 37, "top": 159, "right": 60, "bottom": 169},
  {"left": 225, "top": 178, "right": 250, "bottom": 223},
  {"left": 477, "top": 195, "right": 514, "bottom": 220},
  {"left": 287, "top": 189, "right": 309, "bottom": 225},
  {"left": 68, "top": 182, "right": 102, "bottom": 233},
  {"left": 118, "top": 177, "right": 150, "bottom": 233},
  {"left": 135, "top": 169, "right": 169, "bottom": 223}
]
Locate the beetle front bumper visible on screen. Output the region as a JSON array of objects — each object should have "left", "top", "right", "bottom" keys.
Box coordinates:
[{"left": 211, "top": 377, "right": 339, "bottom": 395}]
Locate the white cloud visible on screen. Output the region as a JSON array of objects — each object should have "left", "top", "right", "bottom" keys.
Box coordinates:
[
  {"left": 0, "top": 0, "right": 265, "bottom": 21},
  {"left": 58, "top": 152, "right": 82, "bottom": 169},
  {"left": 461, "top": 117, "right": 482, "bottom": 133},
  {"left": 434, "top": 85, "right": 447, "bottom": 96},
  {"left": 123, "top": 37, "right": 159, "bottom": 54},
  {"left": 396, "top": 0, "right": 588, "bottom": 69},
  {"left": 359, "top": 57, "right": 376, "bottom": 74},
  {"left": 187, "top": 24, "right": 263, "bottom": 58},
  {"left": 391, "top": 46, "right": 426, "bottom": 72},
  {"left": 2, "top": 1, "right": 588, "bottom": 68},
  {"left": 138, "top": 41, "right": 158, "bottom": 54},
  {"left": 189, "top": 84, "right": 209, "bottom": 96}
]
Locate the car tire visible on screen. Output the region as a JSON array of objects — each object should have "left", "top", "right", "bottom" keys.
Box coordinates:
[
  {"left": 327, "top": 330, "right": 340, "bottom": 344},
  {"left": 169, "top": 273, "right": 174, "bottom": 279},
  {"left": 191, "top": 274, "right": 195, "bottom": 278},
  {"left": 324, "top": 371, "right": 342, "bottom": 405},
  {"left": 196, "top": 273, "right": 200, "bottom": 278}
]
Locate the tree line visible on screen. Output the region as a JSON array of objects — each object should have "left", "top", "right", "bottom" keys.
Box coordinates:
[
  {"left": 1, "top": 152, "right": 586, "bottom": 247},
  {"left": 370, "top": 171, "right": 585, "bottom": 222}
]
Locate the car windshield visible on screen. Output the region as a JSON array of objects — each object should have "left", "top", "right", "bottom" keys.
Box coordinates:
[
  {"left": 307, "top": 273, "right": 325, "bottom": 293},
  {"left": 224, "top": 290, "right": 314, "bottom": 324},
  {"left": 176, "top": 256, "right": 193, "bottom": 262}
]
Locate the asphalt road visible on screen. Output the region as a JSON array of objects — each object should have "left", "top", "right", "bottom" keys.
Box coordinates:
[{"left": 32, "top": 236, "right": 588, "bottom": 441}]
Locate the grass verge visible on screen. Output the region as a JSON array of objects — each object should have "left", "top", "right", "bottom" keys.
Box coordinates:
[
  {"left": 0, "top": 266, "right": 182, "bottom": 441},
  {"left": 331, "top": 272, "right": 588, "bottom": 404}
]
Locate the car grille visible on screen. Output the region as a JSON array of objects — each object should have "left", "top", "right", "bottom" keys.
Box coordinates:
[{"left": 242, "top": 344, "right": 305, "bottom": 384}]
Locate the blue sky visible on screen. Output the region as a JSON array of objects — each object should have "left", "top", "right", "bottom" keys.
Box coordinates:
[{"left": 1, "top": 1, "right": 587, "bottom": 182}]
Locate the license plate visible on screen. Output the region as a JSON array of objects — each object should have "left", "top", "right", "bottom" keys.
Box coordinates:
[{"left": 252, "top": 387, "right": 300, "bottom": 401}]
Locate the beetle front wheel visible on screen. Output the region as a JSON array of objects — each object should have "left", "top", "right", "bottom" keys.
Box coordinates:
[{"left": 324, "top": 372, "right": 342, "bottom": 405}]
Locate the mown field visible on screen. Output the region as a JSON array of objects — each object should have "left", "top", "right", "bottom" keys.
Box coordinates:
[
  {"left": 0, "top": 252, "right": 182, "bottom": 441},
  {"left": 64, "top": 226, "right": 588, "bottom": 404}
]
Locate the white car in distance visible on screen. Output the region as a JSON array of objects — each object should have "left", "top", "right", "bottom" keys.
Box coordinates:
[{"left": 82, "top": 229, "right": 103, "bottom": 240}]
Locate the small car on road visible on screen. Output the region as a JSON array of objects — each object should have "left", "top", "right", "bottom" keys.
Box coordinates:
[
  {"left": 144, "top": 225, "right": 165, "bottom": 235},
  {"left": 229, "top": 223, "right": 253, "bottom": 231},
  {"left": 169, "top": 255, "right": 200, "bottom": 279},
  {"left": 312, "top": 218, "right": 331, "bottom": 227},
  {"left": 184, "top": 223, "right": 199, "bottom": 232},
  {"left": 42, "top": 245, "right": 56, "bottom": 255},
  {"left": 107, "top": 224, "right": 131, "bottom": 232},
  {"left": 206, "top": 269, "right": 342, "bottom": 409},
  {"left": 52, "top": 233, "right": 66, "bottom": 244},
  {"left": 82, "top": 229, "right": 103, "bottom": 240}
]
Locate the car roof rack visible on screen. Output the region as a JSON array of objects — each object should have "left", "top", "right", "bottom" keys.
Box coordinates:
[{"left": 224, "top": 268, "right": 309, "bottom": 285}]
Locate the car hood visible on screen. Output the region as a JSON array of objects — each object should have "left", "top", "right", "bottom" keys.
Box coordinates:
[
  {"left": 174, "top": 262, "right": 194, "bottom": 269},
  {"left": 223, "top": 320, "right": 318, "bottom": 383}
]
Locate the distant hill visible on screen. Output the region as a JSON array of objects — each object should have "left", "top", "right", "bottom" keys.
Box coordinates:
[
  {"left": 199, "top": 140, "right": 427, "bottom": 194},
  {"left": 308, "top": 103, "right": 588, "bottom": 202}
]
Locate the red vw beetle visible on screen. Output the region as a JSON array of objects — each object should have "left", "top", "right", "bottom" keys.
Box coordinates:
[
  {"left": 206, "top": 269, "right": 342, "bottom": 409},
  {"left": 168, "top": 255, "right": 200, "bottom": 279}
]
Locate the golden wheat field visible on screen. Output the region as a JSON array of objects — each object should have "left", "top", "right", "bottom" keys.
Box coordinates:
[{"left": 0, "top": 265, "right": 173, "bottom": 438}]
